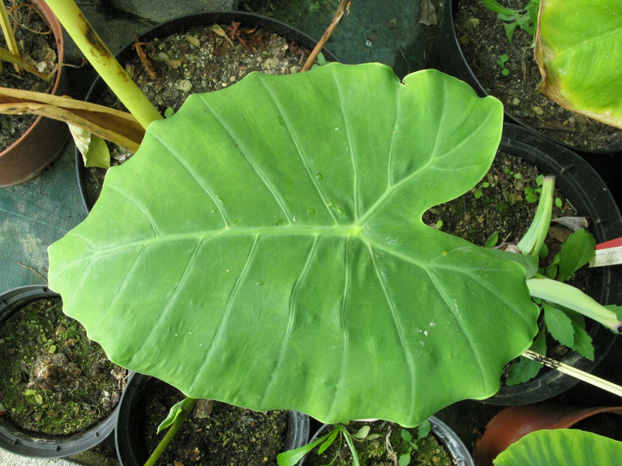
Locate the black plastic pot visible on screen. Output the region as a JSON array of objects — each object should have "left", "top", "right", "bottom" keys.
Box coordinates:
[
  {"left": 76, "top": 11, "right": 339, "bottom": 212},
  {"left": 115, "top": 372, "right": 311, "bottom": 466},
  {"left": 0, "top": 285, "right": 118, "bottom": 457},
  {"left": 485, "top": 124, "right": 622, "bottom": 405},
  {"left": 298, "top": 417, "right": 474, "bottom": 466},
  {"left": 429, "top": 0, "right": 622, "bottom": 156}
]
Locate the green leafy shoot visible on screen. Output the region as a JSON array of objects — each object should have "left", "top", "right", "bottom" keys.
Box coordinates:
[
  {"left": 518, "top": 175, "right": 554, "bottom": 256},
  {"left": 145, "top": 397, "right": 198, "bottom": 466},
  {"left": 497, "top": 54, "right": 510, "bottom": 76},
  {"left": 555, "top": 229, "right": 596, "bottom": 283},
  {"left": 481, "top": 0, "right": 540, "bottom": 43},
  {"left": 277, "top": 424, "right": 363, "bottom": 466},
  {"left": 510, "top": 177, "right": 612, "bottom": 384},
  {"left": 398, "top": 420, "right": 432, "bottom": 466}
]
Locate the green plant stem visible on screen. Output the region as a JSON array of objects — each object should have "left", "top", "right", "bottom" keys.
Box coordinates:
[
  {"left": 522, "top": 350, "right": 622, "bottom": 398},
  {"left": 144, "top": 397, "right": 198, "bottom": 466},
  {"left": 517, "top": 175, "right": 554, "bottom": 256},
  {"left": 44, "top": 0, "right": 162, "bottom": 129},
  {"left": 527, "top": 275, "right": 622, "bottom": 332},
  {"left": 0, "top": 5, "right": 20, "bottom": 73}
]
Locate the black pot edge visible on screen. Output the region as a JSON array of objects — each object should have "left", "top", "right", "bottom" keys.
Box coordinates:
[
  {"left": 0, "top": 285, "right": 118, "bottom": 458},
  {"left": 298, "top": 416, "right": 475, "bottom": 466},
  {"left": 484, "top": 123, "right": 622, "bottom": 405},
  {"left": 76, "top": 10, "right": 339, "bottom": 213},
  {"left": 428, "top": 0, "right": 622, "bottom": 156},
  {"left": 115, "top": 372, "right": 310, "bottom": 466}
]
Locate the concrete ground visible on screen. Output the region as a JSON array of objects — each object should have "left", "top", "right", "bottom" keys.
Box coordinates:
[{"left": 0, "top": 450, "right": 80, "bottom": 466}]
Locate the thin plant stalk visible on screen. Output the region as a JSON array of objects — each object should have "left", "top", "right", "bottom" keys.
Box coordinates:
[
  {"left": 522, "top": 350, "right": 622, "bottom": 398},
  {"left": 301, "top": 0, "right": 350, "bottom": 72},
  {"left": 0, "top": 5, "right": 20, "bottom": 73},
  {"left": 43, "top": 0, "right": 162, "bottom": 129},
  {"left": 144, "top": 397, "right": 198, "bottom": 466}
]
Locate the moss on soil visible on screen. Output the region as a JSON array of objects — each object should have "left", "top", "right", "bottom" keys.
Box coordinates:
[{"left": 0, "top": 297, "right": 126, "bottom": 435}]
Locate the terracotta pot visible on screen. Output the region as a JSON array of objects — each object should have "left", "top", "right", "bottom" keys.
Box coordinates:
[
  {"left": 472, "top": 402, "right": 622, "bottom": 466},
  {"left": 0, "top": 0, "right": 69, "bottom": 187}
]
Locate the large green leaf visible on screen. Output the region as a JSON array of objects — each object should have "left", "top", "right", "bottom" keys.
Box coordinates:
[
  {"left": 48, "top": 63, "right": 539, "bottom": 426},
  {"left": 535, "top": 0, "right": 622, "bottom": 128},
  {"left": 494, "top": 429, "right": 622, "bottom": 466}
]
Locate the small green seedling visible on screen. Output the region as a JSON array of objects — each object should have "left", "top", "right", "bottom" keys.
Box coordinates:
[
  {"left": 524, "top": 174, "right": 544, "bottom": 203},
  {"left": 276, "top": 423, "right": 366, "bottom": 466},
  {"left": 398, "top": 420, "right": 432, "bottom": 466},
  {"left": 497, "top": 54, "right": 510, "bottom": 76},
  {"left": 504, "top": 168, "right": 522, "bottom": 179},
  {"left": 436, "top": 219, "right": 443, "bottom": 231},
  {"left": 474, "top": 180, "right": 491, "bottom": 199},
  {"left": 277, "top": 420, "right": 433, "bottom": 466},
  {"left": 481, "top": 0, "right": 540, "bottom": 43}
]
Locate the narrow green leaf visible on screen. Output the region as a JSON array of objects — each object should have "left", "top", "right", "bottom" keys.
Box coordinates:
[
  {"left": 341, "top": 425, "right": 362, "bottom": 466},
  {"left": 318, "top": 427, "right": 341, "bottom": 455},
  {"left": 482, "top": 0, "right": 520, "bottom": 16},
  {"left": 277, "top": 429, "right": 336, "bottom": 466},
  {"left": 556, "top": 229, "right": 595, "bottom": 283},
  {"left": 543, "top": 302, "right": 575, "bottom": 348}
]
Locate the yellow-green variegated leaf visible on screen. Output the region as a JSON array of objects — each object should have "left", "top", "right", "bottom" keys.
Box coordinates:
[
  {"left": 494, "top": 429, "right": 622, "bottom": 466},
  {"left": 535, "top": 0, "right": 622, "bottom": 128}
]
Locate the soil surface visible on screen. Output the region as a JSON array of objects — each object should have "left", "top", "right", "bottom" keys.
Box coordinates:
[
  {"left": 82, "top": 21, "right": 315, "bottom": 208},
  {"left": 0, "top": 297, "right": 127, "bottom": 435},
  {"left": 0, "top": 0, "right": 57, "bottom": 151},
  {"left": 303, "top": 421, "right": 453, "bottom": 466},
  {"left": 454, "top": 0, "right": 622, "bottom": 151},
  {"left": 142, "top": 378, "right": 289, "bottom": 466},
  {"left": 422, "top": 151, "right": 574, "bottom": 247}
]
